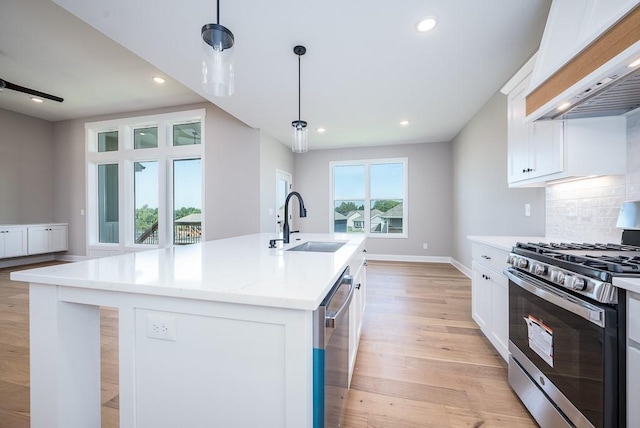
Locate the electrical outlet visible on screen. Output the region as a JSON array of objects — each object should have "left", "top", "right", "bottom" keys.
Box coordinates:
[
  {"left": 146, "top": 314, "right": 177, "bottom": 341},
  {"left": 423, "top": 243, "right": 428, "bottom": 249},
  {"left": 525, "top": 204, "right": 531, "bottom": 217}
]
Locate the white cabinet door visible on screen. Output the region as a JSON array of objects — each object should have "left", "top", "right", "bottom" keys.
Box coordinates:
[
  {"left": 27, "top": 226, "right": 49, "bottom": 255},
  {"left": 507, "top": 74, "right": 563, "bottom": 186},
  {"left": 490, "top": 274, "right": 509, "bottom": 361},
  {"left": 471, "top": 261, "right": 491, "bottom": 335},
  {"left": 28, "top": 225, "right": 68, "bottom": 255},
  {"left": 1, "top": 227, "right": 28, "bottom": 258},
  {"left": 529, "top": 120, "right": 564, "bottom": 178},
  {"left": 507, "top": 77, "right": 531, "bottom": 183},
  {"left": 50, "top": 225, "right": 68, "bottom": 252},
  {"left": 348, "top": 259, "right": 366, "bottom": 385}
]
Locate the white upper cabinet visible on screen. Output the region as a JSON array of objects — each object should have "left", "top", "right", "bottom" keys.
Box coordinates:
[
  {"left": 505, "top": 59, "right": 627, "bottom": 187},
  {"left": 507, "top": 73, "right": 563, "bottom": 185},
  {"left": 530, "top": 0, "right": 640, "bottom": 92}
]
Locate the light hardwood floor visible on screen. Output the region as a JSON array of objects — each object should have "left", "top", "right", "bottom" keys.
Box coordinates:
[{"left": 0, "top": 260, "right": 536, "bottom": 428}]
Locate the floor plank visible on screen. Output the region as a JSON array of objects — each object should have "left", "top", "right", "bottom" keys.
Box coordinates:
[{"left": 0, "top": 260, "right": 536, "bottom": 427}]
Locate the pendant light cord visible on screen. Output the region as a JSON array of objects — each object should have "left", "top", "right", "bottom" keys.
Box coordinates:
[
  {"left": 217, "top": 0, "right": 220, "bottom": 24},
  {"left": 298, "top": 54, "right": 301, "bottom": 122}
]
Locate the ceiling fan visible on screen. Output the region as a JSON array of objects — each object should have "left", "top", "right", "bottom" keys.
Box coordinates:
[{"left": 0, "top": 78, "right": 64, "bottom": 103}]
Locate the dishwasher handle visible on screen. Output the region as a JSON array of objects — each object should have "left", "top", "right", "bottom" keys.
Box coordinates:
[{"left": 325, "top": 275, "right": 354, "bottom": 328}]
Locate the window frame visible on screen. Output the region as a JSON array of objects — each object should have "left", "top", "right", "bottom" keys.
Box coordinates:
[
  {"left": 85, "top": 109, "right": 205, "bottom": 255},
  {"left": 329, "top": 157, "right": 408, "bottom": 238}
]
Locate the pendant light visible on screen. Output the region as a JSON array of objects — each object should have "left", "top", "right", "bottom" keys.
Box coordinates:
[
  {"left": 201, "top": 0, "right": 235, "bottom": 96},
  {"left": 291, "top": 45, "right": 308, "bottom": 153}
]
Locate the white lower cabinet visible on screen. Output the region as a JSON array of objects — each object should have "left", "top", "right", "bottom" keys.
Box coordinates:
[
  {"left": 0, "top": 226, "right": 28, "bottom": 258},
  {"left": 471, "top": 243, "right": 509, "bottom": 362},
  {"left": 27, "top": 224, "right": 68, "bottom": 255},
  {"left": 628, "top": 292, "right": 640, "bottom": 427},
  {"left": 348, "top": 253, "right": 367, "bottom": 385}
]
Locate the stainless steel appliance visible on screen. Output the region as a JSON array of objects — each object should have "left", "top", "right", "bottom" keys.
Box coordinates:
[
  {"left": 504, "top": 242, "right": 637, "bottom": 428},
  {"left": 313, "top": 267, "right": 354, "bottom": 428}
]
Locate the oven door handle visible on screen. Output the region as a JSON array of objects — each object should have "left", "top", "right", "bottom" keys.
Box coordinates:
[{"left": 504, "top": 267, "right": 605, "bottom": 328}]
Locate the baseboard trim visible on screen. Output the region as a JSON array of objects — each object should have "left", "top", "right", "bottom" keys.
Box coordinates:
[
  {"left": 366, "top": 254, "right": 451, "bottom": 264},
  {"left": 0, "top": 254, "right": 55, "bottom": 269},
  {"left": 55, "top": 254, "right": 91, "bottom": 262},
  {"left": 451, "top": 258, "right": 471, "bottom": 278}
]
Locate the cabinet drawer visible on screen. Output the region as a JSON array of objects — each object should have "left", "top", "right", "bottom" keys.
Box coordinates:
[
  {"left": 629, "top": 294, "right": 640, "bottom": 344},
  {"left": 472, "top": 243, "right": 508, "bottom": 273}
]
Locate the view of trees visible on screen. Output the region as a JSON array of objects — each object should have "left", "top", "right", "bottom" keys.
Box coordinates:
[
  {"left": 335, "top": 202, "right": 365, "bottom": 215},
  {"left": 372, "top": 200, "right": 401, "bottom": 212},
  {"left": 334, "top": 200, "right": 401, "bottom": 216},
  {"left": 174, "top": 206, "right": 201, "bottom": 221},
  {"left": 135, "top": 205, "right": 202, "bottom": 236},
  {"left": 135, "top": 205, "right": 158, "bottom": 234}
]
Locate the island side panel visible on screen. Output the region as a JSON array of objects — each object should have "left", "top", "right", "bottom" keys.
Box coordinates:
[
  {"left": 115, "top": 295, "right": 313, "bottom": 428},
  {"left": 29, "top": 283, "right": 101, "bottom": 428}
]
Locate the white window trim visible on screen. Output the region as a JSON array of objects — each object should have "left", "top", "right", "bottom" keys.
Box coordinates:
[
  {"left": 329, "top": 157, "right": 408, "bottom": 239},
  {"left": 85, "top": 109, "right": 206, "bottom": 255}
]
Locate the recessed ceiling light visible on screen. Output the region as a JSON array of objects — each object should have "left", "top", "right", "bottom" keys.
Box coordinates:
[
  {"left": 31, "top": 97, "right": 44, "bottom": 103},
  {"left": 417, "top": 17, "right": 437, "bottom": 33},
  {"left": 557, "top": 102, "right": 571, "bottom": 111},
  {"left": 316, "top": 127, "right": 326, "bottom": 133},
  {"left": 153, "top": 76, "right": 166, "bottom": 84},
  {"left": 629, "top": 58, "right": 640, "bottom": 68},
  {"left": 400, "top": 120, "right": 410, "bottom": 126}
]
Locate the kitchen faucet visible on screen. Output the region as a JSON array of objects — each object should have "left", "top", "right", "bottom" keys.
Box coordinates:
[{"left": 282, "top": 191, "right": 307, "bottom": 244}]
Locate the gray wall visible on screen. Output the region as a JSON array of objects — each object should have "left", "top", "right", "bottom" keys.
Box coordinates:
[
  {"left": 294, "top": 143, "right": 453, "bottom": 257},
  {"left": 259, "top": 131, "right": 294, "bottom": 233},
  {"left": 0, "top": 109, "right": 55, "bottom": 224},
  {"left": 451, "top": 91, "right": 546, "bottom": 269},
  {"left": 52, "top": 102, "right": 263, "bottom": 256}
]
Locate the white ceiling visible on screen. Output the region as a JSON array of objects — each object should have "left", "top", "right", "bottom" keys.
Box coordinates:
[{"left": 0, "top": 0, "right": 550, "bottom": 150}]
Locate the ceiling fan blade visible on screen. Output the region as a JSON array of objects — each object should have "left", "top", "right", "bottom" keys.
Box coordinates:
[{"left": 0, "top": 78, "right": 64, "bottom": 103}]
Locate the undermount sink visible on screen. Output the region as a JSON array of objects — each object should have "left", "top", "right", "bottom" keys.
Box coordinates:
[{"left": 287, "top": 241, "right": 346, "bottom": 253}]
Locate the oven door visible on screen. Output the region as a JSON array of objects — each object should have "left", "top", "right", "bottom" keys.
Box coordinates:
[{"left": 505, "top": 268, "right": 620, "bottom": 428}]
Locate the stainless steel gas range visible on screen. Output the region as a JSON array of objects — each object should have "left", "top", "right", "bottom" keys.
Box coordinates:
[{"left": 504, "top": 242, "right": 639, "bottom": 428}]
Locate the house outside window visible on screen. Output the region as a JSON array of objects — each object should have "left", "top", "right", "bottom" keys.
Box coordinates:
[
  {"left": 330, "top": 158, "right": 407, "bottom": 238},
  {"left": 86, "top": 109, "right": 205, "bottom": 256}
]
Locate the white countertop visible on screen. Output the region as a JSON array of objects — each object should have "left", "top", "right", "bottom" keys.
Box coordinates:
[
  {"left": 11, "top": 233, "right": 366, "bottom": 311},
  {"left": 613, "top": 277, "right": 640, "bottom": 295},
  {"left": 468, "top": 235, "right": 547, "bottom": 252}
]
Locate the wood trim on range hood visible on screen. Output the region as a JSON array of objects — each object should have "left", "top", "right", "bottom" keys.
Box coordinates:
[{"left": 526, "top": 5, "right": 640, "bottom": 117}]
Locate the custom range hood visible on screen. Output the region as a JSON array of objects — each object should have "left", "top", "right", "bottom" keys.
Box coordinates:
[
  {"left": 535, "top": 58, "right": 640, "bottom": 120},
  {"left": 527, "top": 4, "right": 640, "bottom": 121}
]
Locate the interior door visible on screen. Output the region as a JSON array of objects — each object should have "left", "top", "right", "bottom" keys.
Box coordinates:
[{"left": 275, "top": 170, "right": 292, "bottom": 234}]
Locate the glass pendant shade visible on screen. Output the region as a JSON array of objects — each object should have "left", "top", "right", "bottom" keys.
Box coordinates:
[
  {"left": 201, "top": 23, "right": 234, "bottom": 96},
  {"left": 291, "top": 120, "right": 308, "bottom": 153}
]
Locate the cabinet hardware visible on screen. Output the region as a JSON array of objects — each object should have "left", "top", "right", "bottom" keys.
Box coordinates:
[
  {"left": 356, "top": 283, "right": 361, "bottom": 290},
  {"left": 481, "top": 255, "right": 491, "bottom": 260}
]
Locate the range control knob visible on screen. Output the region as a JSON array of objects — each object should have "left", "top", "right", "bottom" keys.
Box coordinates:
[
  {"left": 569, "top": 277, "right": 586, "bottom": 291},
  {"left": 517, "top": 258, "right": 529, "bottom": 269},
  {"left": 550, "top": 270, "right": 565, "bottom": 285},
  {"left": 533, "top": 263, "right": 548, "bottom": 275}
]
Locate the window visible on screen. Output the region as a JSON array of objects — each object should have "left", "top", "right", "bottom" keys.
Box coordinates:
[
  {"left": 86, "top": 110, "right": 205, "bottom": 254},
  {"left": 98, "top": 163, "right": 119, "bottom": 243},
  {"left": 330, "top": 158, "right": 407, "bottom": 237}
]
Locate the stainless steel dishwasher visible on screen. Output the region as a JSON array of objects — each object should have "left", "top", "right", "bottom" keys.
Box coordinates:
[{"left": 313, "top": 267, "right": 354, "bottom": 428}]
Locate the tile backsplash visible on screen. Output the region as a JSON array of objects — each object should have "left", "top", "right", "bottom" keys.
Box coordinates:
[{"left": 545, "top": 110, "right": 640, "bottom": 243}]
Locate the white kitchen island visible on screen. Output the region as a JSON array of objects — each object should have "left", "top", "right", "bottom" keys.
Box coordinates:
[{"left": 11, "top": 233, "right": 366, "bottom": 428}]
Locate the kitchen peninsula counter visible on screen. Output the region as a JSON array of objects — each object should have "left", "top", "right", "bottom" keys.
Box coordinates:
[{"left": 12, "top": 233, "right": 367, "bottom": 428}]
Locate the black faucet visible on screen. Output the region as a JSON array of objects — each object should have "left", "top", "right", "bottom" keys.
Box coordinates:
[{"left": 282, "top": 191, "right": 307, "bottom": 244}]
